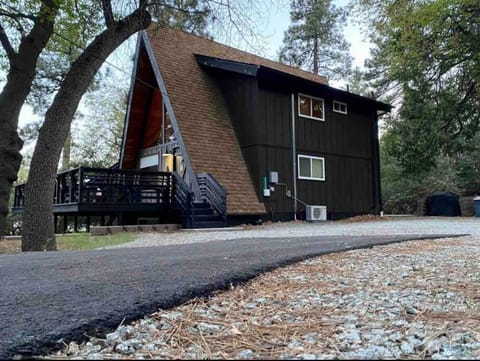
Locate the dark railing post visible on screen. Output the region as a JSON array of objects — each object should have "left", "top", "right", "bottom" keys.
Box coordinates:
[{"left": 78, "top": 167, "right": 83, "bottom": 204}]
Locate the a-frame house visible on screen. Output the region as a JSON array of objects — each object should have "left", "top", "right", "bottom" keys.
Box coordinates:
[{"left": 13, "top": 24, "right": 391, "bottom": 229}]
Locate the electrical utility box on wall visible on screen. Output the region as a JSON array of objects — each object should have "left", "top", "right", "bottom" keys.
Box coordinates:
[
  {"left": 269, "top": 171, "right": 278, "bottom": 184},
  {"left": 306, "top": 205, "right": 327, "bottom": 222}
]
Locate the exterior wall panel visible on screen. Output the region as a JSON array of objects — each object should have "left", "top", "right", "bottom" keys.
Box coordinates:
[{"left": 212, "top": 72, "right": 381, "bottom": 220}]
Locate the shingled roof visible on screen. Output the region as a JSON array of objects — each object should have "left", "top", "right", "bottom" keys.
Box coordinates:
[{"left": 147, "top": 25, "right": 287, "bottom": 215}]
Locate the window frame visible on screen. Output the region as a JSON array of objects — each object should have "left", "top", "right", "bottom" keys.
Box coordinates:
[
  {"left": 297, "top": 154, "right": 326, "bottom": 181},
  {"left": 298, "top": 93, "right": 325, "bottom": 121},
  {"left": 333, "top": 100, "right": 348, "bottom": 115}
]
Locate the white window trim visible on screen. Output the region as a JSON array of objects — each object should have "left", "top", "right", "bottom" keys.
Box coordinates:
[
  {"left": 298, "top": 93, "right": 325, "bottom": 121},
  {"left": 333, "top": 100, "right": 348, "bottom": 115},
  {"left": 297, "top": 154, "right": 325, "bottom": 181}
]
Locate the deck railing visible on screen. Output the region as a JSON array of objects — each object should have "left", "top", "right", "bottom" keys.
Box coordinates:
[{"left": 13, "top": 167, "right": 176, "bottom": 209}]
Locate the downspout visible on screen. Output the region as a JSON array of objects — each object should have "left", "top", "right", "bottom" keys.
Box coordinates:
[{"left": 291, "top": 93, "right": 297, "bottom": 221}]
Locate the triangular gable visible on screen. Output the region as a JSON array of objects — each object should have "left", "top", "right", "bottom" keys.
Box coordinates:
[
  {"left": 120, "top": 33, "right": 200, "bottom": 196},
  {"left": 146, "top": 25, "right": 266, "bottom": 215}
]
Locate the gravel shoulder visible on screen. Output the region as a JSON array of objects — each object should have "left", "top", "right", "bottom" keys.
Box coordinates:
[
  {"left": 104, "top": 217, "right": 479, "bottom": 249},
  {"left": 50, "top": 234, "right": 480, "bottom": 360}
]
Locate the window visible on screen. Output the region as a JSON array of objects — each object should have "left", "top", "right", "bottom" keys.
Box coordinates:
[
  {"left": 298, "top": 93, "right": 324, "bottom": 121},
  {"left": 298, "top": 155, "right": 325, "bottom": 181},
  {"left": 333, "top": 100, "right": 348, "bottom": 114}
]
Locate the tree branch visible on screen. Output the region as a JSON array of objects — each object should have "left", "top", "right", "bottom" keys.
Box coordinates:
[
  {"left": 0, "top": 22, "right": 16, "bottom": 64},
  {"left": 101, "top": 0, "right": 115, "bottom": 27}
]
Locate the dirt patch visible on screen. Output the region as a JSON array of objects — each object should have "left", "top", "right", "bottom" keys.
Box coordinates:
[{"left": 338, "top": 214, "right": 386, "bottom": 223}]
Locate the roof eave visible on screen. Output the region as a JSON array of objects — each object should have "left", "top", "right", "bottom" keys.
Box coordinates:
[{"left": 258, "top": 66, "right": 392, "bottom": 113}]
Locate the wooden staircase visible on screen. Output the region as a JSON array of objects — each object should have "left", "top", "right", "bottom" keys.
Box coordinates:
[{"left": 190, "top": 201, "right": 226, "bottom": 228}]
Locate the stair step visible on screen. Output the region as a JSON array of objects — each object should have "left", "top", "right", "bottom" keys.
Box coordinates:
[
  {"left": 192, "top": 214, "right": 222, "bottom": 222},
  {"left": 191, "top": 220, "right": 226, "bottom": 229},
  {"left": 192, "top": 202, "right": 211, "bottom": 209},
  {"left": 192, "top": 208, "right": 215, "bottom": 216}
]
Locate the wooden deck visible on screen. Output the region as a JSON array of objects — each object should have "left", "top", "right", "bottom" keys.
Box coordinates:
[{"left": 12, "top": 167, "right": 227, "bottom": 229}]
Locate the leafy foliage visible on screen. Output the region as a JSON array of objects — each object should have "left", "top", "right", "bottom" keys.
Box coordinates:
[
  {"left": 279, "top": 0, "right": 352, "bottom": 80},
  {"left": 353, "top": 0, "right": 480, "bottom": 212},
  {"left": 71, "top": 81, "right": 127, "bottom": 168}
]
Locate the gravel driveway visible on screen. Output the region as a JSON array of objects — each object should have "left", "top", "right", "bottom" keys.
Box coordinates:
[
  {"left": 44, "top": 217, "right": 480, "bottom": 360},
  {"left": 105, "top": 216, "right": 478, "bottom": 248}
]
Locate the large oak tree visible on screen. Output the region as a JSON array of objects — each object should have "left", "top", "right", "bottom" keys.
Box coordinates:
[{"left": 0, "top": 0, "right": 59, "bottom": 238}]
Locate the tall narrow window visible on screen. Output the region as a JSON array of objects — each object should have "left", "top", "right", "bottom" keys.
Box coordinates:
[
  {"left": 298, "top": 93, "right": 325, "bottom": 121},
  {"left": 298, "top": 155, "right": 325, "bottom": 181}
]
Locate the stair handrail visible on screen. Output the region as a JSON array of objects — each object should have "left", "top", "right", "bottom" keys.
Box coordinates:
[
  {"left": 172, "top": 172, "right": 194, "bottom": 228},
  {"left": 196, "top": 173, "right": 227, "bottom": 225}
]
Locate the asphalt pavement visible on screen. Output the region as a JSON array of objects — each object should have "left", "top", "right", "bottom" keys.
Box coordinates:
[{"left": 0, "top": 233, "right": 459, "bottom": 358}]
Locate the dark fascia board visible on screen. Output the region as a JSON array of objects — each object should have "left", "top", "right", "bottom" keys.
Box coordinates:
[
  {"left": 195, "top": 54, "right": 391, "bottom": 112},
  {"left": 258, "top": 67, "right": 392, "bottom": 113},
  {"left": 195, "top": 54, "right": 260, "bottom": 77}
]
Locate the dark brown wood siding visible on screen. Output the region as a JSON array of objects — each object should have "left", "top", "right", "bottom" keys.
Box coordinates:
[{"left": 211, "top": 70, "right": 381, "bottom": 219}]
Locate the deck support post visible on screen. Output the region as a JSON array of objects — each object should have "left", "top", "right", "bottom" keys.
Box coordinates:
[
  {"left": 63, "top": 215, "right": 67, "bottom": 234},
  {"left": 86, "top": 215, "right": 91, "bottom": 233},
  {"left": 54, "top": 215, "right": 58, "bottom": 234},
  {"left": 74, "top": 216, "right": 78, "bottom": 232}
]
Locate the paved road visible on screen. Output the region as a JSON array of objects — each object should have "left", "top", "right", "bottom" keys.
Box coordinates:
[{"left": 0, "top": 233, "right": 459, "bottom": 358}]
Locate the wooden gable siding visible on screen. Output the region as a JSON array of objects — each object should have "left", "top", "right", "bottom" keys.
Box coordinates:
[
  {"left": 210, "top": 70, "right": 381, "bottom": 218},
  {"left": 122, "top": 47, "right": 158, "bottom": 169},
  {"left": 146, "top": 26, "right": 265, "bottom": 215}
]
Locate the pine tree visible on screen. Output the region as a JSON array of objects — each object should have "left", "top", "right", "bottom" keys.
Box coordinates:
[{"left": 279, "top": 0, "right": 352, "bottom": 81}]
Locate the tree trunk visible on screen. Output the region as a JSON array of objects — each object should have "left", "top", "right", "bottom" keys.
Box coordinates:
[
  {"left": 0, "top": 4, "right": 58, "bottom": 237},
  {"left": 61, "top": 131, "right": 72, "bottom": 172},
  {"left": 313, "top": 36, "right": 319, "bottom": 75},
  {"left": 22, "top": 7, "right": 151, "bottom": 251}
]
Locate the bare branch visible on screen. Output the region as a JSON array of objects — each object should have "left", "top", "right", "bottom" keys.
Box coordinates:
[
  {"left": 101, "top": 0, "right": 115, "bottom": 27},
  {"left": 0, "top": 7, "right": 36, "bottom": 21},
  {"left": 0, "top": 22, "right": 16, "bottom": 63}
]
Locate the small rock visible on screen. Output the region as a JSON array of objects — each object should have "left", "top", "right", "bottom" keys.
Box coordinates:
[
  {"left": 344, "top": 330, "right": 361, "bottom": 342},
  {"left": 142, "top": 343, "right": 156, "bottom": 351},
  {"left": 237, "top": 349, "right": 255, "bottom": 359},
  {"left": 405, "top": 305, "right": 418, "bottom": 315},
  {"left": 161, "top": 311, "right": 183, "bottom": 320},
  {"left": 288, "top": 340, "right": 303, "bottom": 350},
  {"left": 117, "top": 325, "right": 135, "bottom": 338},
  {"left": 86, "top": 353, "right": 103, "bottom": 360},
  {"left": 400, "top": 342, "right": 414, "bottom": 354},
  {"left": 115, "top": 342, "right": 135, "bottom": 355},
  {"left": 105, "top": 332, "right": 121, "bottom": 346},
  {"left": 65, "top": 342, "right": 80, "bottom": 356},
  {"left": 125, "top": 338, "right": 143, "bottom": 349},
  {"left": 297, "top": 353, "right": 317, "bottom": 360},
  {"left": 302, "top": 333, "right": 319, "bottom": 345},
  {"left": 426, "top": 339, "right": 443, "bottom": 354},
  {"left": 197, "top": 322, "right": 221, "bottom": 334}
]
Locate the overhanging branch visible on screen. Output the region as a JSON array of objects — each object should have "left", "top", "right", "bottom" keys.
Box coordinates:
[
  {"left": 0, "top": 23, "right": 16, "bottom": 64},
  {"left": 101, "top": 0, "right": 114, "bottom": 28}
]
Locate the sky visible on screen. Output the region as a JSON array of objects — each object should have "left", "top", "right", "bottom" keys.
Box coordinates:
[
  {"left": 17, "top": 0, "right": 372, "bottom": 127},
  {"left": 260, "top": 0, "right": 372, "bottom": 71}
]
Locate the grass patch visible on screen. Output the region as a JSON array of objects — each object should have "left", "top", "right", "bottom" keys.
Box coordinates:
[{"left": 57, "top": 232, "right": 136, "bottom": 251}]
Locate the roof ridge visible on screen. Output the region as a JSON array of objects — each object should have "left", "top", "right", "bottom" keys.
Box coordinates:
[{"left": 147, "top": 23, "right": 329, "bottom": 85}]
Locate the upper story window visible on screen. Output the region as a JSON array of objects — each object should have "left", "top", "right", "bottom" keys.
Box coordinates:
[
  {"left": 298, "top": 154, "right": 325, "bottom": 181},
  {"left": 298, "top": 93, "right": 325, "bottom": 121},
  {"left": 333, "top": 100, "right": 348, "bottom": 114}
]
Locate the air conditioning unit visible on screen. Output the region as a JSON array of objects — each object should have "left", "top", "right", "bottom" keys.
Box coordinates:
[{"left": 306, "top": 205, "right": 327, "bottom": 222}]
